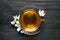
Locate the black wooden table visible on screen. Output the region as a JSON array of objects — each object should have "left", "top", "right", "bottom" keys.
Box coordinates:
[{"left": 0, "top": 0, "right": 60, "bottom": 40}]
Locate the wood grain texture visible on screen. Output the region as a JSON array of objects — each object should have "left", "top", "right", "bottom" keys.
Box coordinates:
[{"left": 0, "top": 0, "right": 60, "bottom": 40}]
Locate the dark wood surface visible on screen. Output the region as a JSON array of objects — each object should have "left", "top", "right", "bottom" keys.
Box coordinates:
[{"left": 0, "top": 0, "right": 60, "bottom": 40}]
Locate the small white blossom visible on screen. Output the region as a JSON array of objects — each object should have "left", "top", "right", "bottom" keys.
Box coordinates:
[
  {"left": 17, "top": 27, "right": 21, "bottom": 32},
  {"left": 38, "top": 9, "right": 46, "bottom": 17},
  {"left": 11, "top": 21, "right": 15, "bottom": 25},
  {"left": 11, "top": 15, "right": 18, "bottom": 25},
  {"left": 15, "top": 23, "right": 21, "bottom": 27},
  {"left": 11, "top": 15, "right": 20, "bottom": 25},
  {"left": 16, "top": 21, "right": 19, "bottom": 24},
  {"left": 20, "top": 30, "right": 24, "bottom": 33},
  {"left": 17, "top": 15, "right": 20, "bottom": 20}
]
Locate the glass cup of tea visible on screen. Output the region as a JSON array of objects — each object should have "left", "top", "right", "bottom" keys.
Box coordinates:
[{"left": 19, "top": 9, "right": 42, "bottom": 35}]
